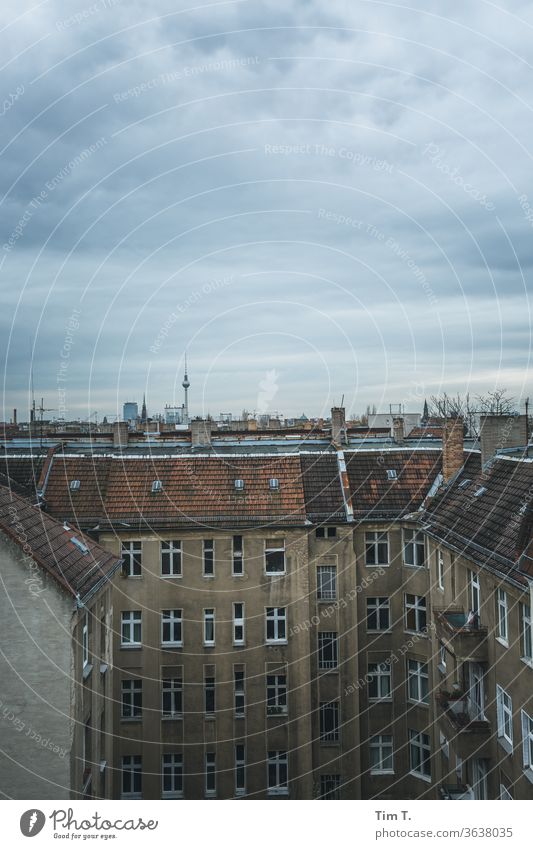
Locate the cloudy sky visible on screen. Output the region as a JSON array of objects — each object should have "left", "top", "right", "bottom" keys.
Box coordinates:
[{"left": 1, "top": 0, "right": 532, "bottom": 421}]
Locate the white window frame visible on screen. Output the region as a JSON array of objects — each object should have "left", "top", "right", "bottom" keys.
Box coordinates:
[
  {"left": 160, "top": 540, "right": 182, "bottom": 577},
  {"left": 317, "top": 565, "right": 337, "bottom": 600},
  {"left": 469, "top": 570, "right": 481, "bottom": 617},
  {"left": 409, "top": 730, "right": 431, "bottom": 781},
  {"left": 162, "top": 753, "right": 183, "bottom": 798},
  {"left": 265, "top": 607, "right": 287, "bottom": 643},
  {"left": 232, "top": 535, "right": 244, "bottom": 576},
  {"left": 369, "top": 735, "right": 394, "bottom": 775},
  {"left": 82, "top": 614, "right": 89, "bottom": 668},
  {"left": 264, "top": 539, "right": 286, "bottom": 575},
  {"left": 438, "top": 643, "right": 447, "bottom": 673},
  {"left": 121, "top": 755, "right": 142, "bottom": 799},
  {"left": 521, "top": 710, "right": 533, "bottom": 781},
  {"left": 472, "top": 758, "right": 488, "bottom": 800},
  {"left": 234, "top": 668, "right": 245, "bottom": 717},
  {"left": 266, "top": 673, "right": 287, "bottom": 715},
  {"left": 318, "top": 631, "right": 338, "bottom": 670},
  {"left": 468, "top": 663, "right": 486, "bottom": 721},
  {"left": 404, "top": 594, "right": 427, "bottom": 634},
  {"left": 121, "top": 540, "right": 142, "bottom": 577},
  {"left": 407, "top": 659, "right": 429, "bottom": 704},
  {"left": 267, "top": 750, "right": 288, "bottom": 796},
  {"left": 436, "top": 549, "right": 444, "bottom": 591},
  {"left": 521, "top": 603, "right": 532, "bottom": 664},
  {"left": 205, "top": 751, "right": 216, "bottom": 797},
  {"left": 203, "top": 539, "right": 214, "bottom": 576},
  {"left": 499, "top": 782, "right": 513, "bottom": 799},
  {"left": 366, "top": 596, "right": 390, "bottom": 631},
  {"left": 121, "top": 679, "right": 142, "bottom": 719},
  {"left": 497, "top": 588, "right": 509, "bottom": 645},
  {"left": 162, "top": 677, "right": 183, "bottom": 718},
  {"left": 203, "top": 608, "right": 215, "bottom": 646},
  {"left": 234, "top": 744, "right": 246, "bottom": 796},
  {"left": 365, "top": 530, "right": 389, "bottom": 566},
  {"left": 368, "top": 662, "right": 392, "bottom": 700},
  {"left": 496, "top": 684, "right": 513, "bottom": 751},
  {"left": 233, "top": 602, "right": 245, "bottom": 645},
  {"left": 161, "top": 609, "right": 183, "bottom": 647},
  {"left": 121, "top": 610, "right": 142, "bottom": 647},
  {"left": 403, "top": 529, "right": 426, "bottom": 568}
]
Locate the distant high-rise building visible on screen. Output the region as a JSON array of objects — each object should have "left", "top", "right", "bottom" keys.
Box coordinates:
[
  {"left": 141, "top": 395, "right": 147, "bottom": 424},
  {"left": 123, "top": 401, "right": 138, "bottom": 424}
]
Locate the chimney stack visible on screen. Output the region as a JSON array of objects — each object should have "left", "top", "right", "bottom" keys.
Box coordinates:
[
  {"left": 331, "top": 407, "right": 347, "bottom": 446},
  {"left": 442, "top": 415, "right": 464, "bottom": 482},
  {"left": 191, "top": 418, "right": 213, "bottom": 447},
  {"left": 480, "top": 413, "right": 528, "bottom": 468},
  {"left": 113, "top": 421, "right": 129, "bottom": 448},
  {"left": 13, "top": 408, "right": 17, "bottom": 426},
  {"left": 392, "top": 417, "right": 404, "bottom": 444}
]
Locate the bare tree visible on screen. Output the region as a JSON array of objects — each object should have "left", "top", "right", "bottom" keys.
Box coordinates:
[
  {"left": 476, "top": 388, "right": 516, "bottom": 416},
  {"left": 429, "top": 392, "right": 476, "bottom": 435}
]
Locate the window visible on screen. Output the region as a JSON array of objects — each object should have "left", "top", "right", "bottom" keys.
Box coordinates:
[
  {"left": 162, "top": 754, "right": 183, "bottom": 798},
  {"left": 316, "top": 526, "right": 337, "bottom": 538},
  {"left": 469, "top": 570, "right": 480, "bottom": 617},
  {"left": 521, "top": 710, "right": 533, "bottom": 776},
  {"left": 234, "top": 478, "right": 245, "bottom": 491},
  {"left": 439, "top": 731, "right": 449, "bottom": 760},
  {"left": 233, "top": 603, "right": 245, "bottom": 645},
  {"left": 318, "top": 632, "right": 338, "bottom": 670},
  {"left": 121, "top": 679, "right": 142, "bottom": 719},
  {"left": 436, "top": 549, "right": 444, "bottom": 590},
  {"left": 266, "top": 607, "right": 286, "bottom": 643},
  {"left": 235, "top": 744, "right": 246, "bottom": 796},
  {"left": 521, "top": 603, "right": 532, "bottom": 663},
  {"left": 232, "top": 535, "right": 244, "bottom": 575},
  {"left": 368, "top": 662, "right": 391, "bottom": 700},
  {"left": 205, "top": 752, "right": 216, "bottom": 797},
  {"left": 121, "top": 611, "right": 142, "bottom": 647},
  {"left": 266, "top": 674, "right": 287, "bottom": 714},
  {"left": 265, "top": 539, "right": 286, "bottom": 574},
  {"left": 386, "top": 469, "right": 397, "bottom": 480},
  {"left": 319, "top": 775, "right": 342, "bottom": 799},
  {"left": 403, "top": 529, "right": 425, "bottom": 567},
  {"left": 409, "top": 730, "right": 431, "bottom": 780},
  {"left": 122, "top": 541, "right": 142, "bottom": 577},
  {"left": 370, "top": 735, "right": 394, "bottom": 774},
  {"left": 204, "top": 609, "right": 215, "bottom": 645},
  {"left": 500, "top": 783, "right": 513, "bottom": 800},
  {"left": 204, "top": 674, "right": 215, "bottom": 715},
  {"left": 161, "top": 609, "right": 183, "bottom": 646},
  {"left": 161, "top": 540, "right": 181, "bottom": 576},
  {"left": 497, "top": 589, "right": 508, "bottom": 644},
  {"left": 317, "top": 565, "right": 337, "bottom": 600},
  {"left": 365, "top": 531, "right": 389, "bottom": 566},
  {"left": 472, "top": 759, "right": 488, "bottom": 799},
  {"left": 121, "top": 755, "right": 142, "bottom": 798},
  {"left": 82, "top": 614, "right": 89, "bottom": 668},
  {"left": 496, "top": 685, "right": 513, "bottom": 750},
  {"left": 267, "top": 751, "right": 288, "bottom": 795},
  {"left": 70, "top": 479, "right": 81, "bottom": 491},
  {"left": 404, "top": 594, "right": 427, "bottom": 633},
  {"left": 366, "top": 597, "right": 390, "bottom": 631},
  {"left": 203, "top": 539, "right": 214, "bottom": 576},
  {"left": 319, "top": 701, "right": 340, "bottom": 742},
  {"left": 468, "top": 663, "right": 485, "bottom": 720},
  {"left": 234, "top": 668, "right": 245, "bottom": 717},
  {"left": 407, "top": 659, "right": 429, "bottom": 704},
  {"left": 151, "top": 479, "right": 163, "bottom": 493},
  {"left": 438, "top": 643, "right": 447, "bottom": 672},
  {"left": 269, "top": 478, "right": 280, "bottom": 491},
  {"left": 162, "top": 678, "right": 183, "bottom": 718}
]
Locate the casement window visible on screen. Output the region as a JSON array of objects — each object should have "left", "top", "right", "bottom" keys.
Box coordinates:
[
  {"left": 438, "top": 643, "right": 447, "bottom": 672},
  {"left": 319, "top": 701, "right": 340, "bottom": 742},
  {"left": 365, "top": 531, "right": 389, "bottom": 566},
  {"left": 316, "top": 526, "right": 337, "bottom": 539},
  {"left": 317, "top": 565, "right": 337, "bottom": 600},
  {"left": 204, "top": 674, "right": 215, "bottom": 715},
  {"left": 162, "top": 754, "right": 183, "bottom": 798},
  {"left": 409, "top": 730, "right": 431, "bottom": 780},
  {"left": 265, "top": 539, "right": 286, "bottom": 574},
  {"left": 162, "top": 678, "right": 183, "bottom": 718},
  {"left": 496, "top": 685, "right": 513, "bottom": 750},
  {"left": 266, "top": 674, "right": 287, "bottom": 714},
  {"left": 232, "top": 535, "right": 244, "bottom": 575},
  {"left": 407, "top": 659, "right": 429, "bottom": 704},
  {"left": 161, "top": 609, "right": 183, "bottom": 646},
  {"left": 472, "top": 759, "right": 488, "bottom": 800},
  {"left": 203, "top": 609, "right": 215, "bottom": 645},
  {"left": 319, "top": 775, "right": 342, "bottom": 799},
  {"left": 82, "top": 614, "right": 89, "bottom": 668},
  {"left": 203, "top": 539, "right": 214, "bottom": 576},
  {"left": 404, "top": 594, "right": 427, "bottom": 633},
  {"left": 233, "top": 603, "right": 245, "bottom": 645},
  {"left": 368, "top": 662, "right": 392, "bottom": 700},
  {"left": 403, "top": 529, "right": 425, "bottom": 567},
  {"left": 370, "top": 735, "right": 394, "bottom": 774},
  {"left": 439, "top": 731, "right": 449, "bottom": 760},
  {"left": 161, "top": 540, "right": 182, "bottom": 576},
  {"left": 521, "top": 710, "right": 533, "bottom": 777},
  {"left": 318, "top": 632, "right": 338, "bottom": 670},
  {"left": 366, "top": 597, "right": 390, "bottom": 631},
  {"left": 235, "top": 744, "right": 246, "bottom": 796},
  {"left": 266, "top": 607, "right": 287, "bottom": 643},
  {"left": 468, "top": 663, "right": 485, "bottom": 720},
  {"left": 121, "top": 611, "right": 142, "bottom": 647},
  {"left": 469, "top": 570, "right": 481, "bottom": 617},
  {"left": 497, "top": 589, "right": 509, "bottom": 643},
  {"left": 436, "top": 549, "right": 444, "bottom": 591},
  {"left": 267, "top": 751, "right": 288, "bottom": 795},
  {"left": 121, "top": 679, "right": 142, "bottom": 719},
  {"left": 205, "top": 752, "right": 216, "bottom": 797},
  {"left": 121, "top": 755, "right": 142, "bottom": 798},
  {"left": 521, "top": 603, "right": 532, "bottom": 663},
  {"left": 234, "top": 668, "right": 245, "bottom": 716},
  {"left": 121, "top": 541, "right": 142, "bottom": 577}
]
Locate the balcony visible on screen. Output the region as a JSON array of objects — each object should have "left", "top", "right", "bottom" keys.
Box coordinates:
[
  {"left": 434, "top": 608, "right": 489, "bottom": 662},
  {"left": 436, "top": 690, "right": 491, "bottom": 759},
  {"left": 439, "top": 783, "right": 474, "bottom": 800}
]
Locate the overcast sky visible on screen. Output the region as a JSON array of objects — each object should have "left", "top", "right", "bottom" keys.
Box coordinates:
[{"left": 1, "top": 0, "right": 532, "bottom": 421}]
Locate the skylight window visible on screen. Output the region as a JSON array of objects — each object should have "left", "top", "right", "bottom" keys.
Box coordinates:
[
  {"left": 474, "top": 486, "right": 487, "bottom": 497},
  {"left": 458, "top": 479, "right": 472, "bottom": 489},
  {"left": 70, "top": 536, "right": 89, "bottom": 555},
  {"left": 69, "top": 480, "right": 81, "bottom": 491},
  {"left": 234, "top": 479, "right": 245, "bottom": 491},
  {"left": 151, "top": 480, "right": 163, "bottom": 493},
  {"left": 386, "top": 469, "right": 397, "bottom": 481},
  {"left": 269, "top": 478, "right": 280, "bottom": 490}
]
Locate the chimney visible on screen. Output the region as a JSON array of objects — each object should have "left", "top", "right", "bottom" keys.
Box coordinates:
[
  {"left": 392, "top": 417, "right": 404, "bottom": 444},
  {"left": 113, "top": 421, "right": 129, "bottom": 448},
  {"left": 331, "top": 407, "right": 347, "bottom": 446},
  {"left": 13, "top": 408, "right": 17, "bottom": 426},
  {"left": 442, "top": 415, "right": 464, "bottom": 482},
  {"left": 191, "top": 418, "right": 212, "bottom": 447},
  {"left": 480, "top": 413, "right": 528, "bottom": 468}
]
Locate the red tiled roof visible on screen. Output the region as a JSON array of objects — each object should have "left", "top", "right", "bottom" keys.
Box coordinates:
[{"left": 300, "top": 454, "right": 345, "bottom": 521}]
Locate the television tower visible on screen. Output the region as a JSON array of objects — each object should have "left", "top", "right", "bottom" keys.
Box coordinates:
[{"left": 182, "top": 353, "right": 190, "bottom": 426}]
